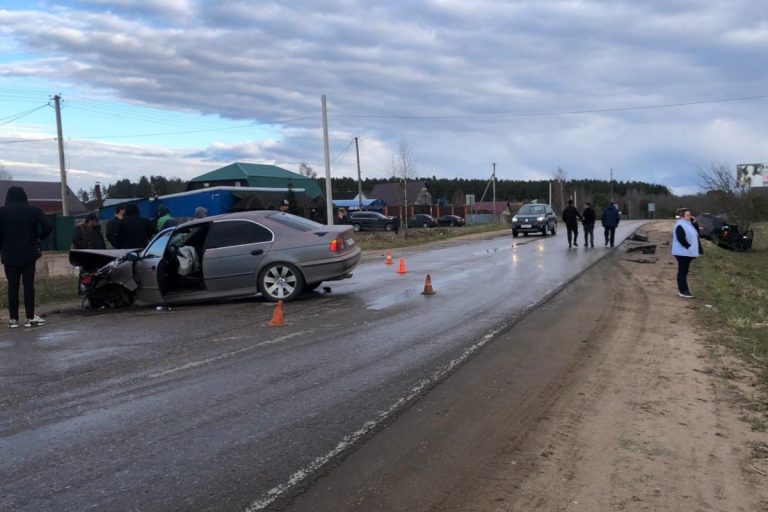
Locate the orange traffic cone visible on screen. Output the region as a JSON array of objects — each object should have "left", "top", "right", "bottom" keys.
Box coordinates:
[
  {"left": 397, "top": 258, "right": 408, "bottom": 274},
  {"left": 421, "top": 274, "right": 436, "bottom": 295},
  {"left": 268, "top": 300, "right": 285, "bottom": 326},
  {"left": 385, "top": 251, "right": 393, "bottom": 265}
]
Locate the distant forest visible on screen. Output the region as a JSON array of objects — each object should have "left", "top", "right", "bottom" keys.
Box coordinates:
[{"left": 91, "top": 174, "right": 699, "bottom": 219}]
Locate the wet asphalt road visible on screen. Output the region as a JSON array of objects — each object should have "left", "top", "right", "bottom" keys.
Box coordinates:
[{"left": 0, "top": 222, "right": 644, "bottom": 512}]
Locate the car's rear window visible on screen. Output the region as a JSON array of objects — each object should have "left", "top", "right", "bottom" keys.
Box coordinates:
[{"left": 268, "top": 212, "right": 326, "bottom": 232}]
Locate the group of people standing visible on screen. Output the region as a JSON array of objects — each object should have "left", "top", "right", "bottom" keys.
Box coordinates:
[{"left": 561, "top": 200, "right": 621, "bottom": 249}]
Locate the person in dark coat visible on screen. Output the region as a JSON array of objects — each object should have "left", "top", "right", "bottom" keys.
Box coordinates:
[
  {"left": 601, "top": 203, "right": 621, "bottom": 247},
  {"left": 561, "top": 199, "right": 583, "bottom": 248},
  {"left": 105, "top": 204, "right": 126, "bottom": 248},
  {"left": 0, "top": 186, "right": 53, "bottom": 328},
  {"left": 581, "top": 202, "right": 596, "bottom": 248},
  {"left": 116, "top": 203, "right": 155, "bottom": 249},
  {"left": 72, "top": 213, "right": 106, "bottom": 250}
]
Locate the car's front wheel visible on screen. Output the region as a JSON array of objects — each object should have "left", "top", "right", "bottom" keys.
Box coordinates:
[
  {"left": 259, "top": 262, "right": 305, "bottom": 302},
  {"left": 352, "top": 224, "right": 361, "bottom": 232},
  {"left": 384, "top": 223, "right": 393, "bottom": 231},
  {"left": 512, "top": 230, "right": 519, "bottom": 237}
]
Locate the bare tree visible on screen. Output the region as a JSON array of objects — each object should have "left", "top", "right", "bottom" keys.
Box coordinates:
[
  {"left": 298, "top": 162, "right": 317, "bottom": 179},
  {"left": 0, "top": 164, "right": 12, "bottom": 181},
  {"left": 390, "top": 141, "right": 416, "bottom": 236},
  {"left": 697, "top": 162, "right": 755, "bottom": 231}
]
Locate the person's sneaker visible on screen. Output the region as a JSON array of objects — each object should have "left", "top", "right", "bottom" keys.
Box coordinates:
[
  {"left": 24, "top": 316, "right": 46, "bottom": 327},
  {"left": 678, "top": 292, "right": 694, "bottom": 299},
  {"left": 8, "top": 319, "right": 19, "bottom": 329}
]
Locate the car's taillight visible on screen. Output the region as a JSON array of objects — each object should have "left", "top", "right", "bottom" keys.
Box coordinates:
[
  {"left": 330, "top": 236, "right": 346, "bottom": 252},
  {"left": 80, "top": 274, "right": 93, "bottom": 286}
]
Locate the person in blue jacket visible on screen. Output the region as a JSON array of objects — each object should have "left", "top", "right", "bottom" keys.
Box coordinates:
[
  {"left": 601, "top": 203, "right": 620, "bottom": 247},
  {"left": 672, "top": 209, "right": 703, "bottom": 299}
]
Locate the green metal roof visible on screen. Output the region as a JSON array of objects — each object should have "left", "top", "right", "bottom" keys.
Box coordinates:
[{"left": 190, "top": 162, "right": 323, "bottom": 198}]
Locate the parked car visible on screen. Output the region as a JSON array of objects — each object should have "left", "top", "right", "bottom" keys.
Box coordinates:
[
  {"left": 69, "top": 211, "right": 362, "bottom": 306},
  {"left": 347, "top": 211, "right": 396, "bottom": 232},
  {"left": 407, "top": 213, "right": 439, "bottom": 228},
  {"left": 437, "top": 214, "right": 465, "bottom": 227},
  {"left": 511, "top": 203, "right": 557, "bottom": 237},
  {"left": 695, "top": 212, "right": 753, "bottom": 251}
]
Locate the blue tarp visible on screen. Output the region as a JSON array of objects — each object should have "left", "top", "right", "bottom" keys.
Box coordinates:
[{"left": 99, "top": 186, "right": 307, "bottom": 221}]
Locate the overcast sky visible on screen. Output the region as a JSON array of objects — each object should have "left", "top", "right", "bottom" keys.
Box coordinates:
[{"left": 1, "top": 0, "right": 766, "bottom": 196}]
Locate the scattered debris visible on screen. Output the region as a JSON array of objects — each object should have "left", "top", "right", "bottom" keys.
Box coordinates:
[
  {"left": 629, "top": 232, "right": 649, "bottom": 242},
  {"left": 625, "top": 243, "right": 657, "bottom": 254}
]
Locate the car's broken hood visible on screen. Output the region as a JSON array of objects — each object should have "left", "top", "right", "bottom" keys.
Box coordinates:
[{"left": 69, "top": 249, "right": 134, "bottom": 269}]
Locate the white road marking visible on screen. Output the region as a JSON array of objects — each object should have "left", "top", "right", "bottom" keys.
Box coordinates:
[
  {"left": 244, "top": 326, "right": 505, "bottom": 511},
  {"left": 148, "top": 331, "right": 312, "bottom": 379}
]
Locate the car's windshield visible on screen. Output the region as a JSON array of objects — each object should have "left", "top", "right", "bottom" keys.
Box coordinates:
[
  {"left": 142, "top": 229, "right": 173, "bottom": 258},
  {"left": 518, "top": 205, "right": 545, "bottom": 215}
]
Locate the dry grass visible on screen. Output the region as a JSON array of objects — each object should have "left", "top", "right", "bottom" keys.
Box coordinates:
[{"left": 696, "top": 222, "right": 768, "bottom": 429}]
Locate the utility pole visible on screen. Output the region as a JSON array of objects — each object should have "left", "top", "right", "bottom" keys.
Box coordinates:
[
  {"left": 321, "top": 95, "right": 333, "bottom": 225},
  {"left": 53, "top": 94, "right": 69, "bottom": 216},
  {"left": 354, "top": 137, "right": 363, "bottom": 212},
  {"left": 610, "top": 167, "right": 614, "bottom": 203},
  {"left": 492, "top": 162, "right": 497, "bottom": 224}
]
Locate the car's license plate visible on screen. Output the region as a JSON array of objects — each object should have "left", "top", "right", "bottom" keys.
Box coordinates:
[
  {"left": 521, "top": 224, "right": 532, "bottom": 228},
  {"left": 345, "top": 237, "right": 355, "bottom": 246}
]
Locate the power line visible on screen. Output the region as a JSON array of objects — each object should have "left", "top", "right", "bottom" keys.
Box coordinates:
[
  {"left": 337, "top": 93, "right": 768, "bottom": 120},
  {"left": 0, "top": 137, "right": 58, "bottom": 145},
  {"left": 0, "top": 103, "right": 51, "bottom": 126}
]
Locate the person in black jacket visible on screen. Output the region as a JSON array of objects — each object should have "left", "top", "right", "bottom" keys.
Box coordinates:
[
  {"left": 72, "top": 213, "right": 106, "bottom": 250},
  {"left": 601, "top": 203, "right": 621, "bottom": 247},
  {"left": 116, "top": 203, "right": 155, "bottom": 249},
  {"left": 581, "top": 202, "right": 596, "bottom": 248},
  {"left": 561, "top": 199, "right": 583, "bottom": 248},
  {"left": 0, "top": 186, "right": 53, "bottom": 328},
  {"left": 105, "top": 204, "right": 126, "bottom": 248}
]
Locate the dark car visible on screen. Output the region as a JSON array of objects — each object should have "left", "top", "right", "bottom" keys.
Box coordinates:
[
  {"left": 511, "top": 203, "right": 557, "bottom": 237},
  {"left": 696, "top": 212, "right": 753, "bottom": 251},
  {"left": 347, "top": 211, "right": 396, "bottom": 232},
  {"left": 437, "top": 214, "right": 465, "bottom": 227},
  {"left": 407, "top": 213, "right": 439, "bottom": 228},
  {"left": 69, "top": 211, "right": 362, "bottom": 306}
]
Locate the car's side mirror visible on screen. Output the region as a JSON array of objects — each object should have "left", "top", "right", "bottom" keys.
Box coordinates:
[{"left": 124, "top": 250, "right": 141, "bottom": 262}]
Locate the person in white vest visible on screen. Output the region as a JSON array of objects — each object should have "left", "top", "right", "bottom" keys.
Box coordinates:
[{"left": 672, "top": 209, "right": 703, "bottom": 299}]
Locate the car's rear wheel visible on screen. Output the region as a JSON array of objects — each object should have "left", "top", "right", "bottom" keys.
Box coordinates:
[
  {"left": 422, "top": 222, "right": 429, "bottom": 228},
  {"left": 352, "top": 224, "right": 361, "bottom": 232},
  {"left": 384, "top": 223, "right": 393, "bottom": 231},
  {"left": 259, "top": 262, "right": 305, "bottom": 302},
  {"left": 450, "top": 221, "right": 456, "bottom": 227}
]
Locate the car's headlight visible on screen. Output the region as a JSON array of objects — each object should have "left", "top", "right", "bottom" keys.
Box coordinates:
[
  {"left": 537, "top": 216, "right": 545, "bottom": 221},
  {"left": 512, "top": 216, "right": 518, "bottom": 222}
]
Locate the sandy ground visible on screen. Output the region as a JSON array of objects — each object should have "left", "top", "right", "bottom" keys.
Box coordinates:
[{"left": 285, "top": 221, "right": 768, "bottom": 512}]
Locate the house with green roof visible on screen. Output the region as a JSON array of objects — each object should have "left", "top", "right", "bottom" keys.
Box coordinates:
[{"left": 187, "top": 162, "right": 324, "bottom": 199}]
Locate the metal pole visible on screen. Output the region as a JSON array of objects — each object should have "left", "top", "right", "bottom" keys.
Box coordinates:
[
  {"left": 355, "top": 137, "right": 363, "bottom": 212},
  {"left": 548, "top": 181, "right": 552, "bottom": 205},
  {"left": 53, "top": 94, "right": 69, "bottom": 216},
  {"left": 321, "top": 95, "right": 333, "bottom": 225},
  {"left": 492, "top": 162, "right": 497, "bottom": 224}
]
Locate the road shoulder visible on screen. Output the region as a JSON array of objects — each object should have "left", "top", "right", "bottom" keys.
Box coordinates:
[{"left": 284, "top": 222, "right": 766, "bottom": 511}]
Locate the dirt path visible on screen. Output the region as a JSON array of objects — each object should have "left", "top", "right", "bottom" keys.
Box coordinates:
[{"left": 284, "top": 222, "right": 767, "bottom": 512}]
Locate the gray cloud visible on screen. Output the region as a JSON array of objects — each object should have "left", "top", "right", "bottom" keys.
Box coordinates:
[{"left": 1, "top": 0, "right": 767, "bottom": 195}]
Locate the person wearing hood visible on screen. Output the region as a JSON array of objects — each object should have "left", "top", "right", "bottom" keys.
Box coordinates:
[
  {"left": 601, "top": 203, "right": 621, "bottom": 247},
  {"left": 0, "top": 186, "right": 53, "bottom": 328},
  {"left": 156, "top": 205, "right": 176, "bottom": 231},
  {"left": 672, "top": 209, "right": 703, "bottom": 299},
  {"left": 193, "top": 206, "right": 208, "bottom": 219}
]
